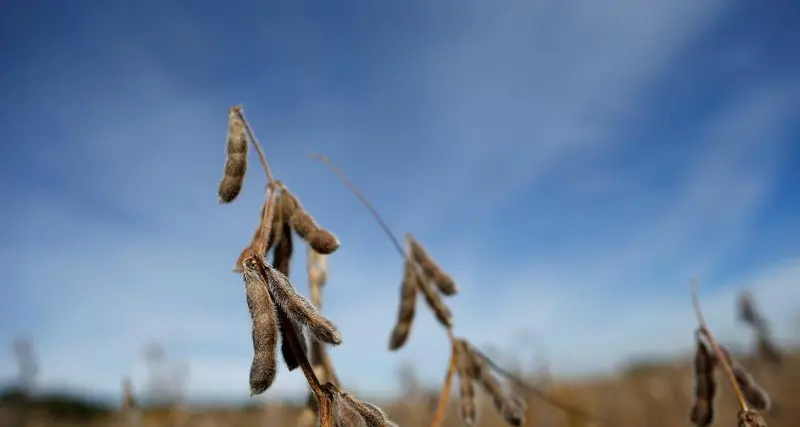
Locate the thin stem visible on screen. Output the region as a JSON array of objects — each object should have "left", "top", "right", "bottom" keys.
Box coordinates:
[
  {"left": 431, "top": 340, "right": 458, "bottom": 427},
  {"left": 237, "top": 107, "right": 275, "bottom": 185},
  {"left": 471, "top": 347, "right": 614, "bottom": 427},
  {"left": 310, "top": 154, "right": 406, "bottom": 258},
  {"left": 235, "top": 183, "right": 281, "bottom": 274},
  {"left": 317, "top": 383, "right": 337, "bottom": 427},
  {"left": 691, "top": 279, "right": 750, "bottom": 412}
]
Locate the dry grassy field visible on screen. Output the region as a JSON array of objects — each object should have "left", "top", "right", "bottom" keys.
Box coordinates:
[{"left": 1, "top": 349, "right": 798, "bottom": 427}]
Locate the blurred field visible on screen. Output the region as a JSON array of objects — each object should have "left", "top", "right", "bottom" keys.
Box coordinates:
[{"left": 2, "top": 348, "right": 797, "bottom": 427}]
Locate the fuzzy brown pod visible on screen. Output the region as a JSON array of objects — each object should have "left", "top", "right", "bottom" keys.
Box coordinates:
[
  {"left": 406, "top": 234, "right": 458, "bottom": 296},
  {"left": 718, "top": 347, "right": 771, "bottom": 411},
  {"left": 499, "top": 395, "right": 527, "bottom": 427},
  {"left": 271, "top": 216, "right": 308, "bottom": 372},
  {"left": 332, "top": 392, "right": 368, "bottom": 427},
  {"left": 218, "top": 105, "right": 248, "bottom": 203},
  {"left": 458, "top": 340, "right": 482, "bottom": 378},
  {"left": 241, "top": 257, "right": 279, "bottom": 395},
  {"left": 280, "top": 189, "right": 341, "bottom": 254},
  {"left": 308, "top": 246, "right": 329, "bottom": 289},
  {"left": 476, "top": 363, "right": 525, "bottom": 426},
  {"left": 333, "top": 389, "right": 398, "bottom": 427},
  {"left": 690, "top": 337, "right": 717, "bottom": 427},
  {"left": 737, "top": 292, "right": 762, "bottom": 330},
  {"left": 756, "top": 336, "right": 782, "bottom": 366},
  {"left": 388, "top": 260, "right": 419, "bottom": 350},
  {"left": 455, "top": 340, "right": 478, "bottom": 426},
  {"left": 259, "top": 255, "right": 343, "bottom": 345},
  {"left": 467, "top": 343, "right": 526, "bottom": 426},
  {"left": 414, "top": 262, "right": 453, "bottom": 328}
]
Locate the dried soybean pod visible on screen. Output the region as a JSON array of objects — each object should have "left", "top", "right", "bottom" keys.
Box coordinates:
[
  {"left": 308, "top": 245, "right": 329, "bottom": 292},
  {"left": 332, "top": 392, "right": 368, "bottom": 427},
  {"left": 218, "top": 105, "right": 248, "bottom": 203},
  {"left": 277, "top": 311, "right": 307, "bottom": 372},
  {"left": 283, "top": 189, "right": 341, "bottom": 254},
  {"left": 719, "top": 347, "right": 772, "bottom": 411},
  {"left": 738, "top": 291, "right": 760, "bottom": 327},
  {"left": 407, "top": 234, "right": 458, "bottom": 296},
  {"left": 241, "top": 257, "right": 278, "bottom": 395},
  {"left": 499, "top": 395, "right": 526, "bottom": 427},
  {"left": 455, "top": 341, "right": 477, "bottom": 426},
  {"left": 278, "top": 188, "right": 299, "bottom": 219},
  {"left": 469, "top": 344, "right": 525, "bottom": 426},
  {"left": 478, "top": 368, "right": 515, "bottom": 425},
  {"left": 756, "top": 336, "right": 782, "bottom": 365},
  {"left": 271, "top": 211, "right": 293, "bottom": 275},
  {"left": 414, "top": 263, "right": 453, "bottom": 327},
  {"left": 260, "top": 256, "right": 343, "bottom": 345},
  {"left": 338, "top": 391, "right": 398, "bottom": 427},
  {"left": 272, "top": 216, "right": 308, "bottom": 372},
  {"left": 388, "top": 260, "right": 419, "bottom": 350},
  {"left": 690, "top": 337, "right": 717, "bottom": 427}
]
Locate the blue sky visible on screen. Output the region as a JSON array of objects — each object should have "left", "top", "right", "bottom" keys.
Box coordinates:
[{"left": 1, "top": 0, "right": 799, "bottom": 404}]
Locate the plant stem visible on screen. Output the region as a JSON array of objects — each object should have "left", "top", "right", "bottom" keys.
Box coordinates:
[
  {"left": 237, "top": 108, "right": 275, "bottom": 185},
  {"left": 431, "top": 339, "right": 458, "bottom": 427}
]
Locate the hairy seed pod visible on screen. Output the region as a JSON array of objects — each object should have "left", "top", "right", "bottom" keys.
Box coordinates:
[
  {"left": 259, "top": 256, "right": 343, "bottom": 345},
  {"left": 308, "top": 244, "right": 329, "bottom": 289},
  {"left": 467, "top": 344, "right": 525, "bottom": 426},
  {"left": 459, "top": 340, "right": 484, "bottom": 378},
  {"left": 737, "top": 292, "right": 782, "bottom": 366},
  {"left": 690, "top": 399, "right": 715, "bottom": 427},
  {"left": 756, "top": 335, "right": 782, "bottom": 366},
  {"left": 737, "top": 291, "right": 762, "bottom": 329},
  {"left": 241, "top": 257, "right": 278, "bottom": 395},
  {"left": 477, "top": 366, "right": 510, "bottom": 421},
  {"left": 413, "top": 262, "right": 453, "bottom": 327},
  {"left": 279, "top": 189, "right": 341, "bottom": 255},
  {"left": 271, "top": 216, "right": 308, "bottom": 371},
  {"left": 719, "top": 347, "right": 772, "bottom": 411},
  {"left": 457, "top": 373, "right": 477, "bottom": 426},
  {"left": 277, "top": 311, "right": 307, "bottom": 372},
  {"left": 406, "top": 234, "right": 458, "bottom": 296},
  {"left": 499, "top": 395, "right": 526, "bottom": 427},
  {"left": 337, "top": 391, "right": 398, "bottom": 427},
  {"left": 278, "top": 189, "right": 299, "bottom": 219},
  {"left": 455, "top": 341, "right": 477, "bottom": 426},
  {"left": 690, "top": 337, "right": 717, "bottom": 427},
  {"left": 333, "top": 392, "right": 368, "bottom": 427},
  {"left": 218, "top": 105, "right": 248, "bottom": 203},
  {"left": 388, "top": 260, "right": 419, "bottom": 350}
]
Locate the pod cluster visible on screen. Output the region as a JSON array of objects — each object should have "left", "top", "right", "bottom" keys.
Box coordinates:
[
  {"left": 689, "top": 333, "right": 771, "bottom": 427},
  {"left": 388, "top": 234, "right": 457, "bottom": 350},
  {"left": 454, "top": 339, "right": 526, "bottom": 427}
]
